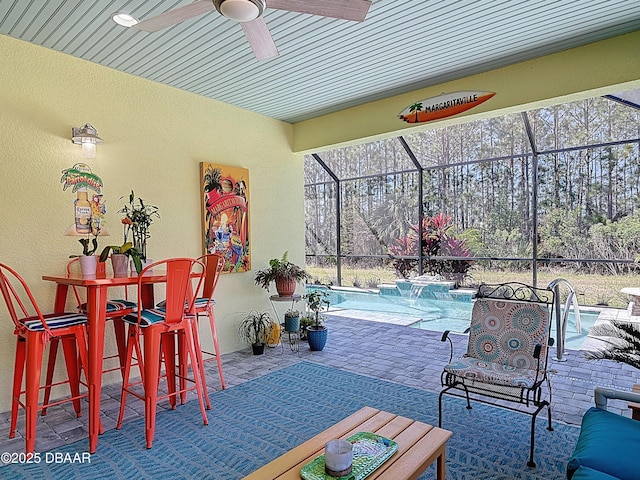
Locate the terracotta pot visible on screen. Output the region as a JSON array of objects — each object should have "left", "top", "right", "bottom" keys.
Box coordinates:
[
  {"left": 79, "top": 255, "right": 98, "bottom": 279},
  {"left": 111, "top": 254, "right": 129, "bottom": 278},
  {"left": 275, "top": 277, "right": 296, "bottom": 297}
]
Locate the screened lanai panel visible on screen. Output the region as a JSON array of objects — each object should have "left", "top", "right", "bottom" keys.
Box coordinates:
[
  {"left": 403, "top": 114, "right": 532, "bottom": 168},
  {"left": 536, "top": 144, "right": 640, "bottom": 272},
  {"left": 305, "top": 154, "right": 336, "bottom": 257},
  {"left": 422, "top": 156, "right": 533, "bottom": 260},
  {"left": 530, "top": 95, "right": 640, "bottom": 153},
  {"left": 341, "top": 172, "right": 419, "bottom": 258},
  {"left": 305, "top": 180, "right": 337, "bottom": 257},
  {"left": 315, "top": 138, "right": 416, "bottom": 180}
]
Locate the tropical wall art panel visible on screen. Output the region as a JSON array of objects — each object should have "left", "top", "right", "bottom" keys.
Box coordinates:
[{"left": 200, "top": 162, "right": 250, "bottom": 273}]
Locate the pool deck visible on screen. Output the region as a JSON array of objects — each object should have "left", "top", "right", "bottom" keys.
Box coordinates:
[
  {"left": 1, "top": 310, "right": 640, "bottom": 457},
  {"left": 328, "top": 306, "right": 423, "bottom": 326}
]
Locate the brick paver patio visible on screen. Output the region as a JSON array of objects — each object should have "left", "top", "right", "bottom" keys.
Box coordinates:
[{"left": 2, "top": 311, "right": 639, "bottom": 456}]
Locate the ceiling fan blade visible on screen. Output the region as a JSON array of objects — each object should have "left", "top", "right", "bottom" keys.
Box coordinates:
[
  {"left": 134, "top": 0, "right": 217, "bottom": 32},
  {"left": 267, "top": 0, "right": 371, "bottom": 22},
  {"left": 241, "top": 17, "right": 279, "bottom": 61}
]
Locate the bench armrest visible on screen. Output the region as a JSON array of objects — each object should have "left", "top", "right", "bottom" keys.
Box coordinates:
[{"left": 594, "top": 387, "right": 640, "bottom": 410}]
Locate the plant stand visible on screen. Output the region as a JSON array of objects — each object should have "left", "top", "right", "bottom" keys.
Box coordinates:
[
  {"left": 269, "top": 294, "right": 302, "bottom": 354},
  {"left": 279, "top": 323, "right": 300, "bottom": 356}
]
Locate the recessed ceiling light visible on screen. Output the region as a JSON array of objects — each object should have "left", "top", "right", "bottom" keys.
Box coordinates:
[{"left": 111, "top": 12, "right": 139, "bottom": 27}]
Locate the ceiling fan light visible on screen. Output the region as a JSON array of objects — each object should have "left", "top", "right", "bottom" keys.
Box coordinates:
[{"left": 215, "top": 0, "right": 265, "bottom": 22}]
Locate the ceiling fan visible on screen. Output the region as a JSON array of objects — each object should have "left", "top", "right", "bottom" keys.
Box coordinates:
[{"left": 133, "top": 0, "right": 372, "bottom": 61}]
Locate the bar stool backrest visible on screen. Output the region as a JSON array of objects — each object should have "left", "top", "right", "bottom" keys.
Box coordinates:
[
  {"left": 197, "top": 254, "right": 224, "bottom": 302},
  {"left": 136, "top": 258, "right": 203, "bottom": 324},
  {"left": 0, "top": 263, "right": 46, "bottom": 331}
]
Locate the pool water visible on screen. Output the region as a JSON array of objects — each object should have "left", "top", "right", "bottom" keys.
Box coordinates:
[{"left": 317, "top": 287, "right": 600, "bottom": 351}]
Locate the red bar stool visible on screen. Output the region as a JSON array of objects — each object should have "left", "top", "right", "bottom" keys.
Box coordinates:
[
  {"left": 0, "top": 263, "right": 90, "bottom": 454},
  {"left": 194, "top": 253, "right": 226, "bottom": 391},
  {"left": 41, "top": 258, "right": 137, "bottom": 415},
  {"left": 179, "top": 253, "right": 226, "bottom": 407},
  {"left": 116, "top": 258, "right": 209, "bottom": 449},
  {"left": 158, "top": 253, "right": 226, "bottom": 407}
]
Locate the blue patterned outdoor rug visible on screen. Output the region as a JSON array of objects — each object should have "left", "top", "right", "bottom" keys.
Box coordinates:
[{"left": 3, "top": 361, "right": 578, "bottom": 479}]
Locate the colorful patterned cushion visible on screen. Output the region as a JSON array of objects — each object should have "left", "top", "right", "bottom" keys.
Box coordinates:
[
  {"left": 122, "top": 309, "right": 196, "bottom": 327},
  {"left": 22, "top": 313, "right": 87, "bottom": 331},
  {"left": 156, "top": 297, "right": 215, "bottom": 310},
  {"left": 80, "top": 299, "right": 137, "bottom": 313},
  {"left": 466, "top": 298, "right": 550, "bottom": 369},
  {"left": 122, "top": 309, "right": 167, "bottom": 327},
  {"left": 443, "top": 355, "right": 540, "bottom": 388},
  {"left": 194, "top": 297, "right": 215, "bottom": 309}
]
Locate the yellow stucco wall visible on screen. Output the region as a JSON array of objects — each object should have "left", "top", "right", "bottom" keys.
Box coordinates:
[
  {"left": 0, "top": 35, "right": 304, "bottom": 413},
  {"left": 293, "top": 30, "right": 640, "bottom": 153}
]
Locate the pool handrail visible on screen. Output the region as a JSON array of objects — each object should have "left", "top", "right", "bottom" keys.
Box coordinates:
[{"left": 547, "top": 278, "right": 582, "bottom": 361}]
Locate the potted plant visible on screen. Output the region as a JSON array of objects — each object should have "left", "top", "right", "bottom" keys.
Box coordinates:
[
  {"left": 119, "top": 190, "right": 160, "bottom": 265},
  {"left": 254, "top": 251, "right": 310, "bottom": 297},
  {"left": 284, "top": 309, "right": 301, "bottom": 333},
  {"left": 303, "top": 290, "right": 330, "bottom": 351},
  {"left": 300, "top": 314, "right": 315, "bottom": 340},
  {"left": 238, "top": 311, "right": 273, "bottom": 355},
  {"left": 99, "top": 241, "right": 142, "bottom": 276},
  {"left": 70, "top": 226, "right": 100, "bottom": 279}
]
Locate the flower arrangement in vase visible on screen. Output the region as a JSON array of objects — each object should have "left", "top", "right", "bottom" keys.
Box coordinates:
[{"left": 119, "top": 190, "right": 159, "bottom": 267}]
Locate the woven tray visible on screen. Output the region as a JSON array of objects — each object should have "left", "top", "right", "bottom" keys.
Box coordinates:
[{"left": 300, "top": 432, "right": 398, "bottom": 480}]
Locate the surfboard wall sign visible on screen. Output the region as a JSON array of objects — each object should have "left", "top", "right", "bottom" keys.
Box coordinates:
[{"left": 398, "top": 91, "right": 495, "bottom": 124}]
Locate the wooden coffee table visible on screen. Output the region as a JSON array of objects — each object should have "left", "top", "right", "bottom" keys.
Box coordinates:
[{"left": 244, "top": 406, "right": 452, "bottom": 480}]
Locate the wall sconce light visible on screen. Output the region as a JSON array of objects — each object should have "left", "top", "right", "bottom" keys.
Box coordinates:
[{"left": 72, "top": 123, "right": 104, "bottom": 158}]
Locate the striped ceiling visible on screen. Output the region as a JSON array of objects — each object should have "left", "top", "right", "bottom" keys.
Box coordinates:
[{"left": 2, "top": 0, "right": 640, "bottom": 123}]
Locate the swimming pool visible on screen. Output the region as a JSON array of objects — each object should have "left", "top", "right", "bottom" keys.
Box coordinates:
[{"left": 312, "top": 286, "right": 600, "bottom": 351}]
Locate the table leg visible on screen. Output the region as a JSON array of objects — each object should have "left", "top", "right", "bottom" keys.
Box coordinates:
[
  {"left": 437, "top": 449, "right": 446, "bottom": 480},
  {"left": 140, "top": 283, "right": 155, "bottom": 309},
  {"left": 86, "top": 285, "right": 108, "bottom": 454},
  {"left": 52, "top": 284, "right": 69, "bottom": 314}
]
